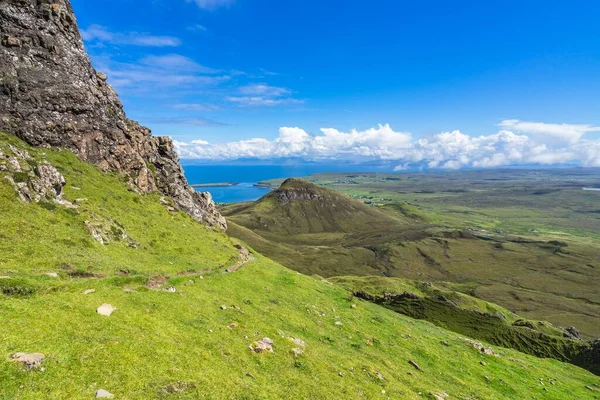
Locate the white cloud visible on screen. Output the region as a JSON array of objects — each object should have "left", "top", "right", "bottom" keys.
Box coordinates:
[
  {"left": 227, "top": 84, "right": 302, "bottom": 107},
  {"left": 174, "top": 103, "right": 221, "bottom": 112},
  {"left": 140, "top": 54, "right": 220, "bottom": 74},
  {"left": 81, "top": 25, "right": 181, "bottom": 47},
  {"left": 146, "top": 116, "right": 226, "bottom": 127},
  {"left": 499, "top": 119, "right": 600, "bottom": 145},
  {"left": 175, "top": 124, "right": 412, "bottom": 159},
  {"left": 239, "top": 84, "right": 291, "bottom": 97},
  {"left": 226, "top": 96, "right": 303, "bottom": 107},
  {"left": 92, "top": 54, "right": 230, "bottom": 91},
  {"left": 174, "top": 121, "right": 600, "bottom": 169},
  {"left": 187, "top": 0, "right": 234, "bottom": 10},
  {"left": 188, "top": 24, "right": 208, "bottom": 32}
]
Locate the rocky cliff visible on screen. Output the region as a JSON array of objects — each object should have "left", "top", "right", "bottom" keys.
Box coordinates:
[{"left": 0, "top": 0, "right": 226, "bottom": 230}]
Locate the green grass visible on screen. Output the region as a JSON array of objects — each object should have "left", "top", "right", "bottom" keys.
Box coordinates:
[
  {"left": 1, "top": 133, "right": 600, "bottom": 398},
  {"left": 2, "top": 260, "right": 600, "bottom": 399},
  {"left": 331, "top": 276, "right": 599, "bottom": 373},
  {"left": 223, "top": 178, "right": 600, "bottom": 340},
  {"left": 260, "top": 170, "right": 600, "bottom": 239},
  {"left": 0, "top": 132, "right": 238, "bottom": 277}
]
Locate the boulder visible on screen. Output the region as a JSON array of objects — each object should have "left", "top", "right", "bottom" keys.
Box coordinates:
[{"left": 2, "top": 36, "right": 21, "bottom": 47}]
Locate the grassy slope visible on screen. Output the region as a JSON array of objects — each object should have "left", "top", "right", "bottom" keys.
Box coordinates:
[
  {"left": 225, "top": 178, "right": 600, "bottom": 339},
  {"left": 1, "top": 134, "right": 600, "bottom": 399},
  {"left": 3, "top": 260, "right": 600, "bottom": 399},
  {"left": 0, "top": 133, "right": 238, "bottom": 277},
  {"left": 331, "top": 276, "right": 595, "bottom": 371}
]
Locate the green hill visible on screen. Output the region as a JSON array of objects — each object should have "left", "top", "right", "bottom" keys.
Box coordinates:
[
  {"left": 2, "top": 134, "right": 600, "bottom": 398},
  {"left": 223, "top": 178, "right": 411, "bottom": 237},
  {"left": 223, "top": 179, "right": 600, "bottom": 343},
  {"left": 221, "top": 178, "right": 429, "bottom": 277}
]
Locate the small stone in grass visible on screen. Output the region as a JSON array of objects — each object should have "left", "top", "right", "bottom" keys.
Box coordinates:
[
  {"left": 220, "top": 305, "right": 227, "bottom": 310},
  {"left": 291, "top": 348, "right": 304, "bottom": 357},
  {"left": 335, "top": 321, "right": 342, "bottom": 326},
  {"left": 351, "top": 304, "right": 357, "bottom": 309},
  {"left": 249, "top": 338, "right": 274, "bottom": 353},
  {"left": 430, "top": 392, "right": 448, "bottom": 400},
  {"left": 408, "top": 360, "right": 423, "bottom": 371},
  {"left": 228, "top": 322, "right": 239, "bottom": 329},
  {"left": 288, "top": 338, "right": 306, "bottom": 348},
  {"left": 45, "top": 272, "right": 58, "bottom": 278},
  {"left": 96, "top": 389, "right": 114, "bottom": 398},
  {"left": 10, "top": 353, "right": 45, "bottom": 370},
  {"left": 373, "top": 369, "right": 385, "bottom": 381},
  {"left": 97, "top": 304, "right": 116, "bottom": 317},
  {"left": 440, "top": 340, "right": 450, "bottom": 346},
  {"left": 480, "top": 361, "right": 487, "bottom": 366},
  {"left": 83, "top": 289, "right": 95, "bottom": 295}
]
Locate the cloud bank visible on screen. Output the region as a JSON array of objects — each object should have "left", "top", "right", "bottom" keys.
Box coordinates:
[{"left": 174, "top": 120, "right": 600, "bottom": 168}]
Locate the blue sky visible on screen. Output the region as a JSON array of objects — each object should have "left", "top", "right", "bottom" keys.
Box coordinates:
[{"left": 72, "top": 0, "right": 600, "bottom": 167}]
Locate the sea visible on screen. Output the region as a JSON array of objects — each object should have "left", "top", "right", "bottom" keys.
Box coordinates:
[{"left": 183, "top": 164, "right": 394, "bottom": 203}]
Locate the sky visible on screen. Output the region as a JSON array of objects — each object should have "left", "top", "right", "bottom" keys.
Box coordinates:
[{"left": 71, "top": 0, "right": 600, "bottom": 168}]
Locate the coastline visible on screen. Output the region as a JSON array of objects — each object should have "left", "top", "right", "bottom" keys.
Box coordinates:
[
  {"left": 253, "top": 182, "right": 275, "bottom": 188},
  {"left": 191, "top": 182, "right": 239, "bottom": 188}
]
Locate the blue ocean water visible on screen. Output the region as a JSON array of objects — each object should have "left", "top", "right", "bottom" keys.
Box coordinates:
[{"left": 183, "top": 164, "right": 393, "bottom": 203}]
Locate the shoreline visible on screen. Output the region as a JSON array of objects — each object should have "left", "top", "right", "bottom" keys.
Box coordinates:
[
  {"left": 253, "top": 182, "right": 275, "bottom": 188},
  {"left": 190, "top": 182, "right": 239, "bottom": 188}
]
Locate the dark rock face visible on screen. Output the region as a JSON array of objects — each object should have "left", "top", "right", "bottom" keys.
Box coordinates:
[
  {"left": 275, "top": 188, "right": 323, "bottom": 204},
  {"left": 0, "top": 0, "right": 226, "bottom": 230}
]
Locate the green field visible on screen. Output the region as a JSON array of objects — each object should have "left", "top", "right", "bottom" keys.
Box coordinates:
[
  {"left": 258, "top": 169, "right": 600, "bottom": 239},
  {"left": 223, "top": 174, "right": 600, "bottom": 345},
  {"left": 4, "top": 133, "right": 600, "bottom": 398}
]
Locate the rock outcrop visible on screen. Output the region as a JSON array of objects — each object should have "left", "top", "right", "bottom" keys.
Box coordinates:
[
  {"left": 274, "top": 178, "right": 324, "bottom": 204},
  {"left": 0, "top": 0, "right": 226, "bottom": 230},
  {"left": 1, "top": 143, "right": 73, "bottom": 206}
]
